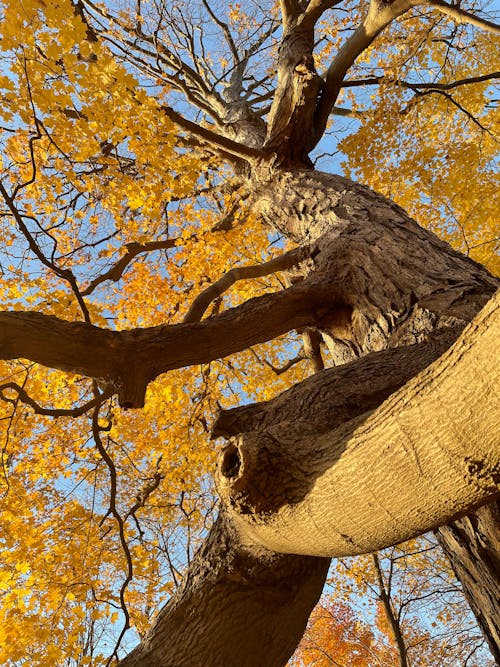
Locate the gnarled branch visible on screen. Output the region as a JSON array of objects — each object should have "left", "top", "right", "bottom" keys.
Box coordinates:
[{"left": 218, "top": 289, "right": 500, "bottom": 556}]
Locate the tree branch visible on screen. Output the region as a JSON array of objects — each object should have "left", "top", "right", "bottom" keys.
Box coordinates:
[
  {"left": 0, "top": 280, "right": 335, "bottom": 408},
  {"left": 341, "top": 71, "right": 500, "bottom": 92},
  {"left": 212, "top": 326, "right": 462, "bottom": 438},
  {"left": 120, "top": 293, "right": 499, "bottom": 667},
  {"left": 372, "top": 554, "right": 409, "bottom": 667},
  {"left": 183, "top": 246, "right": 310, "bottom": 323},
  {"left": 313, "top": 0, "right": 413, "bottom": 146},
  {"left": 0, "top": 382, "right": 113, "bottom": 417},
  {"left": 421, "top": 0, "right": 500, "bottom": 34},
  {"left": 217, "top": 289, "right": 500, "bottom": 556},
  {"left": 119, "top": 513, "right": 330, "bottom": 667},
  {"left": 82, "top": 239, "right": 178, "bottom": 296},
  {"left": 160, "top": 105, "right": 264, "bottom": 162}
]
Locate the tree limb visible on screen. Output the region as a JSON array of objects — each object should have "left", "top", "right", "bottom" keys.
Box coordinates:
[
  {"left": 212, "top": 326, "right": 462, "bottom": 437},
  {"left": 420, "top": 0, "right": 500, "bottom": 34},
  {"left": 313, "top": 0, "right": 413, "bottom": 146},
  {"left": 119, "top": 293, "right": 499, "bottom": 667},
  {"left": 160, "top": 105, "right": 264, "bottom": 163},
  {"left": 119, "top": 513, "right": 330, "bottom": 667},
  {"left": 82, "top": 239, "right": 178, "bottom": 296},
  {"left": 341, "top": 71, "right": 500, "bottom": 92},
  {"left": 0, "top": 382, "right": 113, "bottom": 417},
  {"left": 218, "top": 289, "right": 500, "bottom": 556},
  {"left": 183, "top": 246, "right": 310, "bottom": 323},
  {"left": 0, "top": 280, "right": 334, "bottom": 408}
]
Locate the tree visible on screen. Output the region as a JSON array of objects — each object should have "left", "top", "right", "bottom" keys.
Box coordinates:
[
  {"left": 291, "top": 596, "right": 398, "bottom": 666},
  {"left": 292, "top": 537, "right": 496, "bottom": 666},
  {"left": 0, "top": 0, "right": 499, "bottom": 665}
]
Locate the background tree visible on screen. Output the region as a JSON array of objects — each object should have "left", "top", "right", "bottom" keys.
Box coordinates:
[
  {"left": 292, "top": 536, "right": 496, "bottom": 666},
  {"left": 0, "top": 0, "right": 498, "bottom": 665}
]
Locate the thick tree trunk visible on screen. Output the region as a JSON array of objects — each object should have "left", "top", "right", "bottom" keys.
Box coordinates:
[
  {"left": 436, "top": 502, "right": 500, "bottom": 664},
  {"left": 2, "top": 166, "right": 498, "bottom": 664},
  {"left": 120, "top": 514, "right": 330, "bottom": 667}
]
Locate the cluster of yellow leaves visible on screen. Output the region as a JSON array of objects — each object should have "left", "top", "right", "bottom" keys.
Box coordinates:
[
  {"left": 338, "top": 13, "right": 500, "bottom": 274},
  {"left": 0, "top": 2, "right": 309, "bottom": 663}
]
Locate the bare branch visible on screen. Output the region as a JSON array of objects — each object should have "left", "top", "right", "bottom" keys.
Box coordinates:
[
  {"left": 314, "top": 0, "right": 413, "bottom": 146},
  {"left": 183, "top": 246, "right": 310, "bottom": 323},
  {"left": 92, "top": 405, "right": 133, "bottom": 663},
  {"left": 0, "top": 180, "right": 91, "bottom": 323},
  {"left": 341, "top": 71, "right": 500, "bottom": 92},
  {"left": 0, "top": 382, "right": 113, "bottom": 417},
  {"left": 201, "top": 0, "right": 239, "bottom": 62},
  {"left": 413, "top": 88, "right": 499, "bottom": 140},
  {"left": 160, "top": 105, "right": 264, "bottom": 163},
  {"left": 372, "top": 553, "right": 409, "bottom": 667},
  {"left": 249, "top": 348, "right": 306, "bottom": 376}
]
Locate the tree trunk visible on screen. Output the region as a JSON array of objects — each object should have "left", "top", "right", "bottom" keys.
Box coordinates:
[
  {"left": 120, "top": 514, "right": 330, "bottom": 667},
  {"left": 436, "top": 502, "right": 500, "bottom": 664},
  {"left": 115, "top": 166, "right": 500, "bottom": 665},
  {"left": 250, "top": 167, "right": 500, "bottom": 658}
]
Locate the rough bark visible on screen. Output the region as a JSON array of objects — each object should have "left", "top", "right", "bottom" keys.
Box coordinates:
[
  {"left": 436, "top": 502, "right": 500, "bottom": 664},
  {"left": 248, "top": 167, "right": 500, "bottom": 655},
  {"left": 120, "top": 514, "right": 330, "bottom": 667}
]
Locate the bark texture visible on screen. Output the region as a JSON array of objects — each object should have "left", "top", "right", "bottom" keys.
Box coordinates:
[
  {"left": 436, "top": 502, "right": 500, "bottom": 664},
  {"left": 217, "top": 291, "right": 499, "bottom": 556},
  {"left": 120, "top": 514, "right": 330, "bottom": 667}
]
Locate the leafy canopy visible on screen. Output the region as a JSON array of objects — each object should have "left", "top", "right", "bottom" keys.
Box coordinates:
[{"left": 0, "top": 0, "right": 498, "bottom": 663}]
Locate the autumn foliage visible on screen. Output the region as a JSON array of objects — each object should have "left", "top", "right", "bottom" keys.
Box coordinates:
[{"left": 0, "top": 0, "right": 498, "bottom": 664}]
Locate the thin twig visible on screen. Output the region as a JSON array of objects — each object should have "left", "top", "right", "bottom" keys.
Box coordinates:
[{"left": 0, "top": 382, "right": 114, "bottom": 417}]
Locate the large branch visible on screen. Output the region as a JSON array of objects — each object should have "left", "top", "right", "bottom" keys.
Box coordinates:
[
  {"left": 183, "top": 246, "right": 309, "bottom": 323},
  {"left": 217, "top": 289, "right": 500, "bottom": 556},
  {"left": 0, "top": 280, "right": 334, "bottom": 408},
  {"left": 313, "top": 0, "right": 499, "bottom": 146},
  {"left": 212, "top": 326, "right": 463, "bottom": 438},
  {"left": 160, "top": 105, "right": 264, "bottom": 163}
]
